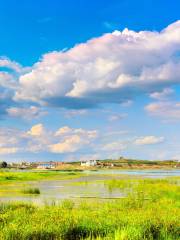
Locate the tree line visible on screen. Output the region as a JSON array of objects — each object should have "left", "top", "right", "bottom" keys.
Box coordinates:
[{"left": 0, "top": 161, "right": 8, "bottom": 168}]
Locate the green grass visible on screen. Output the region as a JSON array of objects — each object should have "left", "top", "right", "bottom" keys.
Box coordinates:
[
  {"left": 98, "top": 158, "right": 178, "bottom": 165},
  {"left": 22, "top": 187, "right": 40, "bottom": 194},
  {"left": 105, "top": 177, "right": 180, "bottom": 202},
  {"left": 0, "top": 170, "right": 84, "bottom": 183},
  {"left": 0, "top": 177, "right": 179, "bottom": 239}
]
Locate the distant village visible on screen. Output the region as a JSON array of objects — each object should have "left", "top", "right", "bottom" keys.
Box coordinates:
[
  {"left": 8, "top": 159, "right": 111, "bottom": 169},
  {"left": 0, "top": 157, "right": 179, "bottom": 170}
]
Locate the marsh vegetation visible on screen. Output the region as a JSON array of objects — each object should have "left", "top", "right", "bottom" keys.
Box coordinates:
[
  {"left": 0, "top": 170, "right": 83, "bottom": 183},
  {"left": 22, "top": 187, "right": 41, "bottom": 194},
  {"left": 0, "top": 173, "right": 179, "bottom": 239}
]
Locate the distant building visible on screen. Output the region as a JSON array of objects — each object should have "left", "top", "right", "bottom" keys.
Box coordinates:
[
  {"left": 81, "top": 160, "right": 97, "bottom": 167},
  {"left": 37, "top": 162, "right": 56, "bottom": 169}
]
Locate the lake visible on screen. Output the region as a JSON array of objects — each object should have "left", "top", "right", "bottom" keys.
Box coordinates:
[{"left": 0, "top": 169, "right": 179, "bottom": 204}]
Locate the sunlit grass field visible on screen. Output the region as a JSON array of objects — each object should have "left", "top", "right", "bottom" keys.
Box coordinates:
[
  {"left": 0, "top": 170, "right": 83, "bottom": 183},
  {"left": 0, "top": 176, "right": 179, "bottom": 240}
]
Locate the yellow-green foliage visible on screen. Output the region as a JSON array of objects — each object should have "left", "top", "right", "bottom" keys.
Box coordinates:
[
  {"left": 0, "top": 170, "right": 84, "bottom": 183},
  {"left": 106, "top": 178, "right": 180, "bottom": 203},
  {"left": 0, "top": 178, "right": 179, "bottom": 239}
]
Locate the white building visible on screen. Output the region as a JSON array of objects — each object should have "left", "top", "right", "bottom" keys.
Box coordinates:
[
  {"left": 37, "top": 162, "right": 55, "bottom": 169},
  {"left": 81, "top": 160, "right": 97, "bottom": 167}
]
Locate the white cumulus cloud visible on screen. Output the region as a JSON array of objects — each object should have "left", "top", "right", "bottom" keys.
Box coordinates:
[
  {"left": 6, "top": 106, "right": 47, "bottom": 120},
  {"left": 134, "top": 136, "right": 165, "bottom": 145},
  {"left": 13, "top": 21, "right": 180, "bottom": 109},
  {"left": 0, "top": 124, "right": 98, "bottom": 155},
  {"left": 149, "top": 88, "right": 174, "bottom": 100},
  {"left": 145, "top": 101, "right": 180, "bottom": 121}
]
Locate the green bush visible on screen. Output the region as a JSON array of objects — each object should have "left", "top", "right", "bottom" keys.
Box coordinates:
[{"left": 22, "top": 188, "right": 40, "bottom": 194}]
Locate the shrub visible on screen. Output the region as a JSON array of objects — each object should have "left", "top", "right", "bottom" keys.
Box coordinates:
[{"left": 22, "top": 188, "right": 40, "bottom": 194}]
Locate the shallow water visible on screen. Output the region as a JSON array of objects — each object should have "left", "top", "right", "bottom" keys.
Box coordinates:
[
  {"left": 0, "top": 169, "right": 179, "bottom": 204},
  {"left": 0, "top": 176, "right": 124, "bottom": 204},
  {"left": 85, "top": 169, "right": 180, "bottom": 177}
]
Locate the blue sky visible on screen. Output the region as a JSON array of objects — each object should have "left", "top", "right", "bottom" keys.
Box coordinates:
[{"left": 0, "top": 0, "right": 180, "bottom": 162}]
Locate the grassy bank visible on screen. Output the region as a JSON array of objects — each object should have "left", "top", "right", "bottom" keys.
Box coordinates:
[
  {"left": 0, "top": 178, "right": 179, "bottom": 239},
  {"left": 0, "top": 170, "right": 84, "bottom": 183}
]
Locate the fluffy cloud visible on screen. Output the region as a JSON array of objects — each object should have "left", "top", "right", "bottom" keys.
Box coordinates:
[
  {"left": 55, "top": 126, "right": 97, "bottom": 138},
  {"left": 0, "top": 123, "right": 167, "bottom": 157},
  {"left": 55, "top": 126, "right": 72, "bottom": 136},
  {"left": 51, "top": 126, "right": 97, "bottom": 153},
  {"left": 0, "top": 124, "right": 97, "bottom": 155},
  {"left": 149, "top": 88, "right": 174, "bottom": 100},
  {"left": 0, "top": 57, "right": 27, "bottom": 93},
  {"left": 6, "top": 106, "right": 47, "bottom": 120},
  {"left": 134, "top": 136, "right": 165, "bottom": 145},
  {"left": 27, "top": 124, "right": 95, "bottom": 153},
  {"left": 145, "top": 101, "right": 180, "bottom": 121},
  {"left": 0, "top": 57, "right": 29, "bottom": 118},
  {"left": 0, "top": 58, "right": 23, "bottom": 73},
  {"left": 27, "top": 124, "right": 45, "bottom": 136},
  {"left": 12, "top": 21, "right": 180, "bottom": 109},
  {"left": 0, "top": 147, "right": 18, "bottom": 154},
  {"left": 102, "top": 141, "right": 127, "bottom": 151},
  {"left": 49, "top": 135, "right": 83, "bottom": 153},
  {"left": 0, "top": 128, "right": 24, "bottom": 154}
]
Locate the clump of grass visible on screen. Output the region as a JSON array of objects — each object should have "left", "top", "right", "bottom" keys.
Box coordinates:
[{"left": 22, "top": 187, "right": 40, "bottom": 194}]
